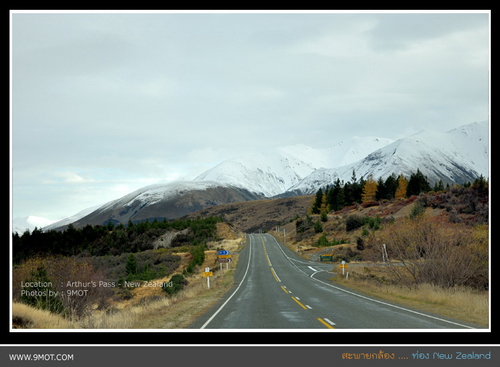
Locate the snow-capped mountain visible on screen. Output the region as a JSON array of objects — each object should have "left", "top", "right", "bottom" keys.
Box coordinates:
[
  {"left": 47, "top": 137, "right": 393, "bottom": 228},
  {"left": 27, "top": 121, "right": 488, "bottom": 230},
  {"left": 43, "top": 205, "right": 103, "bottom": 231},
  {"left": 287, "top": 121, "right": 489, "bottom": 195},
  {"left": 66, "top": 180, "right": 262, "bottom": 228},
  {"left": 12, "top": 216, "right": 56, "bottom": 234},
  {"left": 194, "top": 137, "right": 393, "bottom": 197}
]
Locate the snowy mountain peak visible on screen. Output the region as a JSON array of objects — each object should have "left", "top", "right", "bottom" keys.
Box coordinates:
[
  {"left": 194, "top": 137, "right": 393, "bottom": 197},
  {"left": 288, "top": 121, "right": 489, "bottom": 195},
  {"left": 16, "top": 121, "right": 488, "bottom": 231}
]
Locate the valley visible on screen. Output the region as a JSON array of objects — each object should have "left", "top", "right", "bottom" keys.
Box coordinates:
[
  {"left": 15, "top": 121, "right": 488, "bottom": 233},
  {"left": 12, "top": 179, "right": 489, "bottom": 329},
  {"left": 10, "top": 120, "right": 489, "bottom": 330}
]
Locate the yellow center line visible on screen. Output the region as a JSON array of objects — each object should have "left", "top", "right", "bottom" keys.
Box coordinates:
[
  {"left": 317, "top": 318, "right": 335, "bottom": 329},
  {"left": 281, "top": 286, "right": 289, "bottom": 293},
  {"left": 291, "top": 296, "right": 308, "bottom": 310},
  {"left": 270, "top": 267, "right": 281, "bottom": 282}
]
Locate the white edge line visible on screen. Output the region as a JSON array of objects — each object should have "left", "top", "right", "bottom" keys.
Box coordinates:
[
  {"left": 267, "top": 234, "right": 476, "bottom": 329},
  {"left": 200, "top": 234, "right": 254, "bottom": 329}
]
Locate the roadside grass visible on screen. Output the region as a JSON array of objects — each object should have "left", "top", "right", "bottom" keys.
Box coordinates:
[
  {"left": 12, "top": 238, "right": 245, "bottom": 330},
  {"left": 332, "top": 264, "right": 489, "bottom": 328},
  {"left": 12, "top": 302, "right": 75, "bottom": 329},
  {"left": 275, "top": 229, "right": 489, "bottom": 329}
]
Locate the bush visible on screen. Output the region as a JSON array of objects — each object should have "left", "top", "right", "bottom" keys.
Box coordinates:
[
  {"left": 314, "top": 220, "right": 323, "bottom": 233},
  {"left": 346, "top": 215, "right": 363, "bottom": 232},
  {"left": 356, "top": 237, "right": 365, "bottom": 251},
  {"left": 364, "top": 216, "right": 489, "bottom": 289},
  {"left": 184, "top": 245, "right": 206, "bottom": 275},
  {"left": 363, "top": 216, "right": 381, "bottom": 230},
  {"left": 317, "top": 234, "right": 329, "bottom": 247},
  {"left": 163, "top": 274, "right": 188, "bottom": 295},
  {"left": 409, "top": 200, "right": 426, "bottom": 219},
  {"left": 20, "top": 266, "right": 65, "bottom": 315}
]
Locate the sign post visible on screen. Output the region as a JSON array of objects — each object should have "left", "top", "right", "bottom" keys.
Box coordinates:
[
  {"left": 217, "top": 250, "right": 232, "bottom": 270},
  {"left": 340, "top": 261, "right": 349, "bottom": 276},
  {"left": 203, "top": 267, "right": 213, "bottom": 288}
]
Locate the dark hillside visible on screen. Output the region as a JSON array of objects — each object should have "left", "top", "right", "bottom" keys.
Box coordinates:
[{"left": 185, "top": 195, "right": 314, "bottom": 233}]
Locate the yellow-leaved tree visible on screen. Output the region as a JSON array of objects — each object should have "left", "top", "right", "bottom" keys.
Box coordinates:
[
  {"left": 395, "top": 175, "right": 408, "bottom": 200},
  {"left": 362, "top": 175, "right": 378, "bottom": 202}
]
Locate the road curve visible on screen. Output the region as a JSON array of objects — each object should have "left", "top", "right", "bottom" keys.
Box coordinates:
[{"left": 189, "top": 233, "right": 481, "bottom": 330}]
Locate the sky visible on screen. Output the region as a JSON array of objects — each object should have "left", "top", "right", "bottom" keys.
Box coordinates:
[{"left": 10, "top": 10, "right": 490, "bottom": 221}]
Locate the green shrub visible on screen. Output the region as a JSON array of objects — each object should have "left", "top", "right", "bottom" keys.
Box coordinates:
[
  {"left": 162, "top": 274, "right": 188, "bottom": 295},
  {"left": 20, "top": 266, "right": 65, "bottom": 315},
  {"left": 346, "top": 215, "right": 364, "bottom": 232},
  {"left": 314, "top": 220, "right": 323, "bottom": 233}
]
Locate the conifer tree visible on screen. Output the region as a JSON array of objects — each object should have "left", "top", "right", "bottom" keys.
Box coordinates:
[
  {"left": 375, "top": 177, "right": 386, "bottom": 201},
  {"left": 125, "top": 253, "right": 138, "bottom": 279},
  {"left": 320, "top": 191, "right": 330, "bottom": 215},
  {"left": 311, "top": 188, "right": 324, "bottom": 214},
  {"left": 395, "top": 175, "right": 408, "bottom": 200},
  {"left": 406, "top": 169, "right": 431, "bottom": 196},
  {"left": 433, "top": 179, "right": 445, "bottom": 192},
  {"left": 327, "top": 179, "right": 344, "bottom": 211},
  {"left": 362, "top": 175, "right": 378, "bottom": 202}
]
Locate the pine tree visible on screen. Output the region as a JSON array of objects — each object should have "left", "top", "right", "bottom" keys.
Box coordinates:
[
  {"left": 125, "top": 253, "right": 138, "bottom": 279},
  {"left": 433, "top": 179, "right": 445, "bottom": 192},
  {"left": 327, "top": 179, "right": 344, "bottom": 211},
  {"left": 406, "top": 169, "right": 431, "bottom": 196},
  {"left": 311, "top": 188, "right": 323, "bottom": 214},
  {"left": 375, "top": 177, "right": 386, "bottom": 201}
]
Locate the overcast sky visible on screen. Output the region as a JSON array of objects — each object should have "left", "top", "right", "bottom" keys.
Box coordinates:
[{"left": 10, "top": 10, "right": 490, "bottom": 221}]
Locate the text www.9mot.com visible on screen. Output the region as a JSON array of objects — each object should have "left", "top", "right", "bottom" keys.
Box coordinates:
[{"left": 9, "top": 353, "right": 74, "bottom": 362}]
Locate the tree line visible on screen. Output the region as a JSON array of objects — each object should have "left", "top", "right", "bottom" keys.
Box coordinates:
[
  {"left": 13, "top": 216, "right": 223, "bottom": 265},
  {"left": 310, "top": 169, "right": 487, "bottom": 215}
]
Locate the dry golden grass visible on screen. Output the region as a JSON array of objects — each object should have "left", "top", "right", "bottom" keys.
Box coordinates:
[
  {"left": 333, "top": 265, "right": 489, "bottom": 328},
  {"left": 12, "top": 302, "right": 75, "bottom": 329},
  {"left": 12, "top": 231, "right": 246, "bottom": 330}
]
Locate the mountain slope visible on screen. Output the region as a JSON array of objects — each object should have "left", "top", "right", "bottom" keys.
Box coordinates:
[
  {"left": 43, "top": 205, "right": 102, "bottom": 231},
  {"left": 67, "top": 181, "right": 262, "bottom": 228},
  {"left": 194, "top": 138, "right": 393, "bottom": 197},
  {"left": 33, "top": 121, "right": 488, "bottom": 230},
  {"left": 12, "top": 216, "right": 56, "bottom": 234},
  {"left": 288, "top": 121, "right": 488, "bottom": 195}
]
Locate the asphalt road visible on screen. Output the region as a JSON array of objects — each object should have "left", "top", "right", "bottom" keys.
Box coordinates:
[{"left": 190, "top": 233, "right": 481, "bottom": 330}]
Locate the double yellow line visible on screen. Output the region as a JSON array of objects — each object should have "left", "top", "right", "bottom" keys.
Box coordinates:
[
  {"left": 262, "top": 235, "right": 281, "bottom": 282},
  {"left": 261, "top": 235, "right": 335, "bottom": 329},
  {"left": 317, "top": 318, "right": 335, "bottom": 329},
  {"left": 291, "top": 296, "right": 308, "bottom": 310}
]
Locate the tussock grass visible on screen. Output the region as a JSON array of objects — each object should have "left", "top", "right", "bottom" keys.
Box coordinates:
[
  {"left": 12, "top": 302, "right": 75, "bottom": 329},
  {"left": 334, "top": 268, "right": 489, "bottom": 328},
  {"left": 13, "top": 238, "right": 245, "bottom": 329}
]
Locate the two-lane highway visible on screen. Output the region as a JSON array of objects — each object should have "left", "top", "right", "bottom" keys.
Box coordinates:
[{"left": 191, "top": 233, "right": 480, "bottom": 330}]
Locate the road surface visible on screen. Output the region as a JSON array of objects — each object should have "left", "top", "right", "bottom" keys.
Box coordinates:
[{"left": 190, "top": 233, "right": 481, "bottom": 330}]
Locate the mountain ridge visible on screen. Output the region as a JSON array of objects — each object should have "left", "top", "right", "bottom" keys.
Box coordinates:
[
  {"left": 287, "top": 121, "right": 488, "bottom": 195},
  {"left": 14, "top": 121, "right": 488, "bottom": 231}
]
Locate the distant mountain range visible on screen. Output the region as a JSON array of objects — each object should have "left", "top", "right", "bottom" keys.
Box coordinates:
[
  {"left": 14, "top": 121, "right": 488, "bottom": 232},
  {"left": 12, "top": 216, "right": 57, "bottom": 235},
  {"left": 286, "top": 121, "right": 488, "bottom": 195}
]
